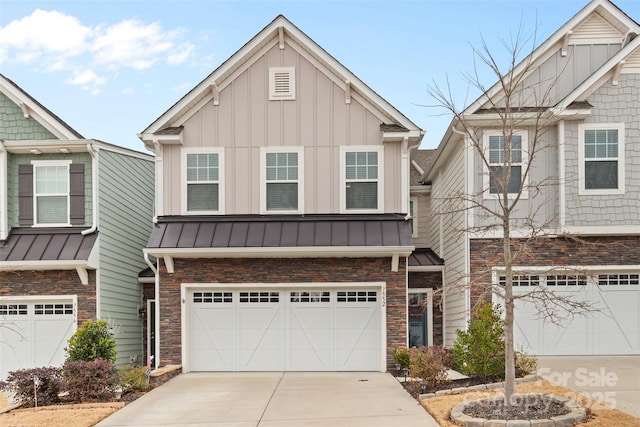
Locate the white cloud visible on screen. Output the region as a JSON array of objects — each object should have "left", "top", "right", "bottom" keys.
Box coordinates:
[{"left": 0, "top": 9, "right": 196, "bottom": 87}]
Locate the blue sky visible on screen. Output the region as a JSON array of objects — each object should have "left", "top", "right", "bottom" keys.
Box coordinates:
[{"left": 1, "top": 0, "right": 638, "bottom": 152}]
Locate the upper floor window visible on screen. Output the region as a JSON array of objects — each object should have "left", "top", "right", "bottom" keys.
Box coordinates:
[
  {"left": 340, "top": 146, "right": 384, "bottom": 213},
  {"left": 260, "top": 147, "right": 303, "bottom": 214},
  {"left": 33, "top": 160, "right": 71, "bottom": 225},
  {"left": 183, "top": 149, "right": 224, "bottom": 214},
  {"left": 578, "top": 123, "right": 625, "bottom": 195},
  {"left": 484, "top": 130, "right": 528, "bottom": 198}
]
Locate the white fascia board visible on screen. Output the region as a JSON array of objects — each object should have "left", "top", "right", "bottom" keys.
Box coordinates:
[
  {"left": 138, "top": 132, "right": 183, "bottom": 146},
  {"left": 408, "top": 265, "right": 445, "bottom": 272},
  {"left": 144, "top": 245, "right": 415, "bottom": 259},
  {"left": 556, "top": 37, "right": 640, "bottom": 109},
  {"left": 0, "top": 75, "right": 80, "bottom": 140},
  {"left": 3, "top": 139, "right": 94, "bottom": 154},
  {"left": 0, "top": 260, "right": 92, "bottom": 284},
  {"left": 493, "top": 265, "right": 640, "bottom": 273},
  {"left": 561, "top": 225, "right": 640, "bottom": 236},
  {"left": 382, "top": 130, "right": 424, "bottom": 143}
]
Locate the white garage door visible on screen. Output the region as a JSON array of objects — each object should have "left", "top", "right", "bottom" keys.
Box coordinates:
[
  {"left": 188, "top": 288, "right": 382, "bottom": 371},
  {"left": 0, "top": 299, "right": 76, "bottom": 380},
  {"left": 509, "top": 274, "right": 639, "bottom": 355}
]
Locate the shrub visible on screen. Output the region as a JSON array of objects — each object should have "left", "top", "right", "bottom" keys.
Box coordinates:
[
  {"left": 407, "top": 346, "right": 448, "bottom": 386},
  {"left": 118, "top": 365, "right": 149, "bottom": 394},
  {"left": 515, "top": 351, "right": 538, "bottom": 377},
  {"left": 392, "top": 346, "right": 410, "bottom": 370},
  {"left": 65, "top": 318, "right": 117, "bottom": 363},
  {"left": 452, "top": 302, "right": 505, "bottom": 380},
  {"left": 62, "top": 359, "right": 118, "bottom": 402},
  {"left": 0, "top": 366, "right": 62, "bottom": 407}
]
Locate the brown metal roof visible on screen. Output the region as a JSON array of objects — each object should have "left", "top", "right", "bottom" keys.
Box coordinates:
[
  {"left": 147, "top": 214, "right": 413, "bottom": 249},
  {"left": 408, "top": 248, "right": 444, "bottom": 268},
  {"left": 0, "top": 228, "right": 97, "bottom": 262}
]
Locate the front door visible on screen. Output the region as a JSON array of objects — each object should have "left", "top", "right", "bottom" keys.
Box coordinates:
[{"left": 408, "top": 289, "right": 432, "bottom": 347}]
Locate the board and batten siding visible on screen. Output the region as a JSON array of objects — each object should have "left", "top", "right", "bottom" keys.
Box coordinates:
[
  {"left": 7, "top": 152, "right": 92, "bottom": 228},
  {"left": 162, "top": 41, "right": 403, "bottom": 215},
  {"left": 97, "top": 148, "right": 154, "bottom": 365},
  {"left": 430, "top": 142, "right": 468, "bottom": 347}
]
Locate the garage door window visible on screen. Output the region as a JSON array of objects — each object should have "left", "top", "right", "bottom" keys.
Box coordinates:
[
  {"left": 290, "top": 291, "right": 330, "bottom": 303},
  {"left": 498, "top": 275, "right": 539, "bottom": 286},
  {"left": 193, "top": 292, "right": 232, "bottom": 303},
  {"left": 598, "top": 274, "right": 639, "bottom": 286},
  {"left": 0, "top": 304, "right": 27, "bottom": 315},
  {"left": 546, "top": 275, "right": 587, "bottom": 286},
  {"left": 337, "top": 290, "right": 377, "bottom": 302},
  {"left": 239, "top": 291, "right": 279, "bottom": 303},
  {"left": 34, "top": 303, "right": 73, "bottom": 315}
]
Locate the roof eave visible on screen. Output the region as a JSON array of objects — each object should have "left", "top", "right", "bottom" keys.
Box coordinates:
[{"left": 144, "top": 246, "right": 415, "bottom": 259}]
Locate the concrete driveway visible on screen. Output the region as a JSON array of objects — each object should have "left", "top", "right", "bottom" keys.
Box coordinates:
[
  {"left": 537, "top": 355, "right": 640, "bottom": 418},
  {"left": 96, "top": 371, "right": 439, "bottom": 426}
]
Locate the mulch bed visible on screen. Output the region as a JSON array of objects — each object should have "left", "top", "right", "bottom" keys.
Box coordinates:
[
  {"left": 401, "top": 375, "right": 502, "bottom": 398},
  {"left": 463, "top": 397, "right": 570, "bottom": 420}
]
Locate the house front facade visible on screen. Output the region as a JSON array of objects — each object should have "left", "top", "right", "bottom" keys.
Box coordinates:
[
  {"left": 139, "top": 15, "right": 434, "bottom": 372},
  {"left": 425, "top": 0, "right": 640, "bottom": 356},
  {"left": 0, "top": 74, "right": 154, "bottom": 378}
]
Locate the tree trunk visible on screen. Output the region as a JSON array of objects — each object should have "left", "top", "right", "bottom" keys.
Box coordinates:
[{"left": 503, "top": 221, "right": 516, "bottom": 408}]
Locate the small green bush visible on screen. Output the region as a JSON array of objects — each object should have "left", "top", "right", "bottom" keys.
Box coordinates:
[
  {"left": 407, "top": 346, "right": 448, "bottom": 386},
  {"left": 392, "top": 346, "right": 410, "bottom": 370},
  {"left": 65, "top": 318, "right": 117, "bottom": 363},
  {"left": 0, "top": 367, "right": 62, "bottom": 407},
  {"left": 63, "top": 359, "right": 118, "bottom": 402},
  {"left": 118, "top": 365, "right": 149, "bottom": 394},
  {"left": 515, "top": 351, "right": 538, "bottom": 377},
  {"left": 452, "top": 302, "right": 505, "bottom": 380}
]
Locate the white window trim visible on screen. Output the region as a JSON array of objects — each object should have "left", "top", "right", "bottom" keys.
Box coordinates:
[
  {"left": 340, "top": 146, "right": 384, "bottom": 214},
  {"left": 410, "top": 197, "right": 418, "bottom": 238},
  {"left": 31, "top": 159, "right": 72, "bottom": 227},
  {"left": 181, "top": 148, "right": 225, "bottom": 215},
  {"left": 260, "top": 146, "right": 304, "bottom": 215},
  {"left": 578, "top": 123, "right": 625, "bottom": 195},
  {"left": 269, "top": 67, "right": 296, "bottom": 101},
  {"left": 482, "top": 130, "right": 529, "bottom": 200}
]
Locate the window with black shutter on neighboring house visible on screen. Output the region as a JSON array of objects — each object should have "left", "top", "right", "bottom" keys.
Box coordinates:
[{"left": 18, "top": 161, "right": 85, "bottom": 226}]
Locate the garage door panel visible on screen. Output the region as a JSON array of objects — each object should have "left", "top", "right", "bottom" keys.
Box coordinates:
[
  {"left": 34, "top": 318, "right": 75, "bottom": 367},
  {"left": 188, "top": 287, "right": 382, "bottom": 371},
  {"left": 190, "top": 306, "right": 235, "bottom": 371}
]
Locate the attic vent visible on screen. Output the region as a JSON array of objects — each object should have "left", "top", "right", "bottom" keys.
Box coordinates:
[{"left": 269, "top": 67, "right": 295, "bottom": 100}]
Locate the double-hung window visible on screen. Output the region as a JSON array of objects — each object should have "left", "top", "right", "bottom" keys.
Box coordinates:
[
  {"left": 578, "top": 123, "right": 625, "bottom": 195},
  {"left": 261, "top": 147, "right": 303, "bottom": 214},
  {"left": 484, "top": 130, "right": 527, "bottom": 198},
  {"left": 340, "top": 146, "right": 383, "bottom": 213},
  {"left": 183, "top": 148, "right": 224, "bottom": 214},
  {"left": 33, "top": 160, "right": 71, "bottom": 226}
]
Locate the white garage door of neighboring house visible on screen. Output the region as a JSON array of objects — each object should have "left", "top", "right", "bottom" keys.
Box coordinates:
[
  {"left": 505, "top": 273, "right": 639, "bottom": 356},
  {"left": 0, "top": 298, "right": 76, "bottom": 380},
  {"left": 187, "top": 286, "right": 383, "bottom": 372}
]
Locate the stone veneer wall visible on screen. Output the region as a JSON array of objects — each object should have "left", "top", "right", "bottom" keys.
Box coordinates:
[
  {"left": 156, "top": 257, "right": 407, "bottom": 369},
  {"left": 469, "top": 235, "right": 640, "bottom": 308},
  {"left": 0, "top": 269, "right": 97, "bottom": 324},
  {"left": 408, "top": 271, "right": 443, "bottom": 346}
]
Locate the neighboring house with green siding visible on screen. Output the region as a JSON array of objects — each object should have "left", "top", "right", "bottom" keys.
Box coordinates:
[{"left": 0, "top": 73, "right": 154, "bottom": 379}]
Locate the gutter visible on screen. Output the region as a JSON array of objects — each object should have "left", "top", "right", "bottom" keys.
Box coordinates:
[{"left": 81, "top": 143, "right": 98, "bottom": 236}]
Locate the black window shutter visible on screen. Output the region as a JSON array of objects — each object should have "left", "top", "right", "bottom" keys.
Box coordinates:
[
  {"left": 69, "top": 163, "right": 85, "bottom": 225},
  {"left": 18, "top": 164, "right": 34, "bottom": 225}
]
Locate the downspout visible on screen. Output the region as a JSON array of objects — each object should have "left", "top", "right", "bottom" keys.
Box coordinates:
[
  {"left": 0, "top": 140, "right": 7, "bottom": 240},
  {"left": 81, "top": 143, "right": 98, "bottom": 236}
]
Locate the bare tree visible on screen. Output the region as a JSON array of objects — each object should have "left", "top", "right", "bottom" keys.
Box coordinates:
[{"left": 426, "top": 24, "right": 594, "bottom": 408}]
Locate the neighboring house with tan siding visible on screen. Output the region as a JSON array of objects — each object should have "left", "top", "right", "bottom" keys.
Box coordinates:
[
  {"left": 138, "top": 15, "right": 450, "bottom": 372},
  {"left": 0, "top": 74, "right": 154, "bottom": 379},
  {"left": 424, "top": 0, "right": 640, "bottom": 356}
]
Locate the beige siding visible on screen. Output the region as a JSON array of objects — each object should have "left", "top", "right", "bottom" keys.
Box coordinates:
[
  {"left": 430, "top": 142, "right": 468, "bottom": 346},
  {"left": 411, "top": 192, "right": 431, "bottom": 248},
  {"left": 163, "top": 41, "right": 402, "bottom": 215}
]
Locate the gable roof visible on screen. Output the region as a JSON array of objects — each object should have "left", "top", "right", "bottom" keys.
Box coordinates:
[
  {"left": 139, "top": 15, "right": 423, "bottom": 149},
  {"left": 426, "top": 0, "right": 640, "bottom": 180},
  {"left": 0, "top": 73, "right": 84, "bottom": 140}
]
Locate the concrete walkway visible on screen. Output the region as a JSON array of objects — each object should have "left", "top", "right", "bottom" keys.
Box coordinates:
[
  {"left": 96, "top": 371, "right": 440, "bottom": 426},
  {"left": 537, "top": 355, "right": 640, "bottom": 419}
]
